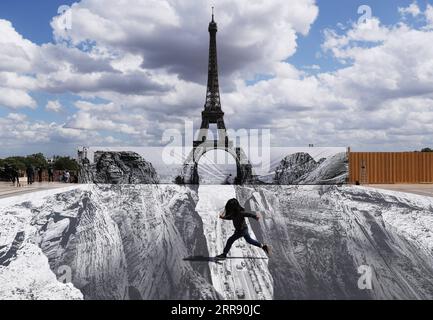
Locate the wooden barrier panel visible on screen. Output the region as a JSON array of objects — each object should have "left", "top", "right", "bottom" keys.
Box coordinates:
[{"left": 349, "top": 152, "right": 433, "bottom": 184}]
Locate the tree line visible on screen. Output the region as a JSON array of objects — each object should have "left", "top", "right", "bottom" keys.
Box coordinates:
[{"left": 0, "top": 153, "right": 79, "bottom": 171}]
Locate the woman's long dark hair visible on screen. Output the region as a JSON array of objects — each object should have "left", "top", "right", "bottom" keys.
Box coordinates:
[{"left": 225, "top": 198, "right": 244, "bottom": 216}]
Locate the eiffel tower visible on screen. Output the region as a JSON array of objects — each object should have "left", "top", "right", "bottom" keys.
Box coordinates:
[
  {"left": 196, "top": 8, "right": 226, "bottom": 146},
  {"left": 181, "top": 8, "right": 253, "bottom": 184}
]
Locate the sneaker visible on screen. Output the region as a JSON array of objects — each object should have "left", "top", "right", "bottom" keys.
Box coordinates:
[
  {"left": 215, "top": 253, "right": 227, "bottom": 259},
  {"left": 262, "top": 245, "right": 271, "bottom": 256}
]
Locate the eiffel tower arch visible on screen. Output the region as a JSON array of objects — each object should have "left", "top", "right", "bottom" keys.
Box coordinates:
[
  {"left": 182, "top": 140, "right": 253, "bottom": 185},
  {"left": 180, "top": 10, "right": 253, "bottom": 185}
]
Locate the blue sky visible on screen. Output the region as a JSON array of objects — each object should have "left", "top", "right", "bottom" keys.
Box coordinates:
[
  {"left": 291, "top": 0, "right": 405, "bottom": 71},
  {"left": 0, "top": 0, "right": 76, "bottom": 44},
  {"left": 1, "top": 0, "right": 433, "bottom": 157},
  {"left": 0, "top": 0, "right": 77, "bottom": 124}
]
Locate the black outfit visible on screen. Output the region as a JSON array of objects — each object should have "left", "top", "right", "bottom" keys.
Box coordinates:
[
  {"left": 221, "top": 210, "right": 262, "bottom": 254},
  {"left": 222, "top": 210, "right": 258, "bottom": 231},
  {"left": 26, "top": 167, "right": 34, "bottom": 185},
  {"left": 48, "top": 168, "right": 54, "bottom": 182}
]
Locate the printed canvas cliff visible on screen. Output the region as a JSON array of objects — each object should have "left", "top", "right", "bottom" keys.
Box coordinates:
[{"left": 2, "top": 152, "right": 433, "bottom": 300}]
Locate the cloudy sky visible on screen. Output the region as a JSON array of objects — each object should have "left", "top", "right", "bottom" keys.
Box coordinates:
[{"left": 1, "top": 0, "right": 433, "bottom": 157}]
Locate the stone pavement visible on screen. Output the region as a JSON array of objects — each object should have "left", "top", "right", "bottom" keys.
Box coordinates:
[
  {"left": 369, "top": 184, "right": 433, "bottom": 198},
  {"left": 0, "top": 181, "right": 71, "bottom": 199}
]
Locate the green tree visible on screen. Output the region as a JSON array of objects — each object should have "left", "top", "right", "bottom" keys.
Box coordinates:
[
  {"left": 421, "top": 148, "right": 433, "bottom": 152},
  {"left": 3, "top": 156, "right": 27, "bottom": 171},
  {"left": 53, "top": 156, "right": 79, "bottom": 171},
  {"left": 1, "top": 154, "right": 78, "bottom": 171},
  {"left": 25, "top": 153, "right": 48, "bottom": 169}
]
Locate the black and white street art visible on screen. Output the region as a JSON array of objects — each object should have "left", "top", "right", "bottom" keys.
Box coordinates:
[{"left": 2, "top": 153, "right": 433, "bottom": 300}]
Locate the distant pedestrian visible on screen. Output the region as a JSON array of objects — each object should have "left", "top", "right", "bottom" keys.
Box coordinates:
[
  {"left": 26, "top": 165, "right": 34, "bottom": 185},
  {"left": 48, "top": 167, "right": 54, "bottom": 182},
  {"left": 62, "top": 170, "right": 70, "bottom": 183},
  {"left": 37, "top": 167, "right": 43, "bottom": 182}
]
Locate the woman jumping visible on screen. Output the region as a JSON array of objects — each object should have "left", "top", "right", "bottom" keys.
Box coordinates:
[{"left": 216, "top": 198, "right": 270, "bottom": 259}]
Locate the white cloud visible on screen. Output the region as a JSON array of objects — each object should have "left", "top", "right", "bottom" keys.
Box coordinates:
[
  {"left": 6, "top": 113, "right": 27, "bottom": 121},
  {"left": 321, "top": 22, "right": 433, "bottom": 106},
  {"left": 322, "top": 18, "right": 390, "bottom": 62},
  {"left": 74, "top": 100, "right": 119, "bottom": 113},
  {"left": 0, "top": 20, "right": 38, "bottom": 110},
  {"left": 45, "top": 100, "right": 63, "bottom": 113},
  {"left": 426, "top": 4, "right": 433, "bottom": 27},
  {"left": 0, "top": 72, "right": 37, "bottom": 90},
  {"left": 399, "top": 2, "right": 421, "bottom": 17},
  {"left": 50, "top": 0, "right": 318, "bottom": 83},
  {"left": 0, "top": 19, "right": 38, "bottom": 73},
  {"left": 0, "top": 113, "right": 106, "bottom": 156},
  {"left": 66, "top": 111, "right": 139, "bottom": 135},
  {"left": 0, "top": 87, "right": 36, "bottom": 109},
  {"left": 398, "top": 2, "right": 433, "bottom": 29}
]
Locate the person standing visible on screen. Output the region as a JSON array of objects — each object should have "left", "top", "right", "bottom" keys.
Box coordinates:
[
  {"left": 26, "top": 165, "right": 34, "bottom": 185},
  {"left": 37, "top": 167, "right": 43, "bottom": 183},
  {"left": 48, "top": 167, "right": 54, "bottom": 182}
]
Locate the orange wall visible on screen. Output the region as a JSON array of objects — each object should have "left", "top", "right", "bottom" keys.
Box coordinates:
[{"left": 349, "top": 152, "right": 433, "bottom": 184}]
